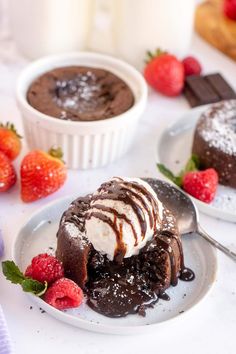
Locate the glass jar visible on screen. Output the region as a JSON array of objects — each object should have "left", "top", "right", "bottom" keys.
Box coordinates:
[
  {"left": 112, "top": 0, "right": 196, "bottom": 68},
  {"left": 9, "top": 0, "right": 92, "bottom": 59}
]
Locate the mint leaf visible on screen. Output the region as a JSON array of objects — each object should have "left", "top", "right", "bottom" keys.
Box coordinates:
[
  {"left": 157, "top": 154, "right": 201, "bottom": 188},
  {"left": 157, "top": 164, "right": 182, "bottom": 187},
  {"left": 192, "top": 154, "right": 200, "bottom": 169},
  {"left": 174, "top": 176, "right": 183, "bottom": 187},
  {"left": 184, "top": 154, "right": 200, "bottom": 173},
  {"left": 22, "top": 279, "right": 47, "bottom": 296},
  {"left": 2, "top": 260, "right": 47, "bottom": 297},
  {"left": 157, "top": 164, "right": 176, "bottom": 181},
  {"left": 2, "top": 260, "right": 25, "bottom": 284}
]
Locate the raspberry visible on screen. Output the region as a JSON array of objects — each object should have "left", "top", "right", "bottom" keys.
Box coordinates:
[
  {"left": 223, "top": 0, "right": 236, "bottom": 20},
  {"left": 25, "top": 253, "right": 64, "bottom": 284},
  {"left": 44, "top": 278, "right": 83, "bottom": 310},
  {"left": 183, "top": 168, "right": 218, "bottom": 203},
  {"left": 182, "top": 56, "right": 202, "bottom": 76}
]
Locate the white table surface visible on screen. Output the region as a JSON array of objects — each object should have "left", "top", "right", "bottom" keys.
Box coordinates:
[{"left": 0, "top": 33, "right": 236, "bottom": 354}]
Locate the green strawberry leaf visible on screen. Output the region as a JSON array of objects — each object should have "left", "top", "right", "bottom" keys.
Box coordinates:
[
  {"left": 145, "top": 48, "right": 167, "bottom": 63},
  {"left": 2, "top": 260, "right": 25, "bottom": 284},
  {"left": 2, "top": 260, "right": 47, "bottom": 297},
  {"left": 22, "top": 279, "right": 47, "bottom": 296},
  {"left": 0, "top": 122, "right": 22, "bottom": 138},
  {"left": 157, "top": 164, "right": 182, "bottom": 187}
]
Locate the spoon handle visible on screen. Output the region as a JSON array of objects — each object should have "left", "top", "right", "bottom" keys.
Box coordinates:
[{"left": 198, "top": 225, "right": 236, "bottom": 262}]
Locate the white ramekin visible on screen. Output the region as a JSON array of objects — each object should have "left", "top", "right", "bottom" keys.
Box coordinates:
[{"left": 16, "top": 52, "right": 147, "bottom": 169}]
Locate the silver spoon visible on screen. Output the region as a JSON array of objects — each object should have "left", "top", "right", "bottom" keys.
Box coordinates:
[{"left": 143, "top": 178, "right": 236, "bottom": 262}]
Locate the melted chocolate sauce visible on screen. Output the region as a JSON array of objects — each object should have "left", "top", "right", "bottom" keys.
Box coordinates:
[
  {"left": 154, "top": 235, "right": 178, "bottom": 286},
  {"left": 179, "top": 267, "right": 195, "bottom": 281},
  {"left": 158, "top": 230, "right": 195, "bottom": 284},
  {"left": 159, "top": 292, "right": 170, "bottom": 301},
  {"left": 86, "top": 245, "right": 165, "bottom": 317}
]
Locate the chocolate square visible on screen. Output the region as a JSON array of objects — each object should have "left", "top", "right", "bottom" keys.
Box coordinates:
[
  {"left": 205, "top": 73, "right": 236, "bottom": 100},
  {"left": 183, "top": 73, "right": 236, "bottom": 107}
]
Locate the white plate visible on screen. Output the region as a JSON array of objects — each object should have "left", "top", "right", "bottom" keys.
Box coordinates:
[
  {"left": 13, "top": 194, "right": 217, "bottom": 335},
  {"left": 157, "top": 106, "right": 236, "bottom": 222}
]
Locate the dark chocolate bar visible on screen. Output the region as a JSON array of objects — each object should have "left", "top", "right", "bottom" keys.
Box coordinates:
[
  {"left": 184, "top": 73, "right": 236, "bottom": 107},
  {"left": 205, "top": 73, "right": 236, "bottom": 100}
]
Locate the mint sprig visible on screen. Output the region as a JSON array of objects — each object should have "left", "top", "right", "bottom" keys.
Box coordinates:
[
  {"left": 2, "top": 260, "right": 47, "bottom": 296},
  {"left": 184, "top": 154, "right": 200, "bottom": 173},
  {"left": 157, "top": 163, "right": 182, "bottom": 187},
  {"left": 157, "top": 154, "right": 200, "bottom": 187}
]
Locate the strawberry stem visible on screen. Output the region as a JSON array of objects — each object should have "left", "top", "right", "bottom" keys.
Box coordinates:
[
  {"left": 0, "top": 122, "right": 22, "bottom": 138},
  {"left": 145, "top": 48, "right": 167, "bottom": 63},
  {"left": 48, "top": 147, "right": 64, "bottom": 161}
]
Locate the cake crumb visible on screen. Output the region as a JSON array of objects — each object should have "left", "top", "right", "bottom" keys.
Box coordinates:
[{"left": 138, "top": 306, "right": 146, "bottom": 317}]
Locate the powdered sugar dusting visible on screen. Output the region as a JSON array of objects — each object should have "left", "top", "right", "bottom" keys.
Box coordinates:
[
  {"left": 211, "top": 185, "right": 236, "bottom": 214},
  {"left": 64, "top": 222, "right": 80, "bottom": 238},
  {"left": 199, "top": 100, "right": 236, "bottom": 156},
  {"left": 54, "top": 71, "right": 101, "bottom": 112},
  {"left": 64, "top": 222, "right": 88, "bottom": 247}
]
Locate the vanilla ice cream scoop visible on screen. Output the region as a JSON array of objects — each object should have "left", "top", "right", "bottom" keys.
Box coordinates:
[{"left": 85, "top": 177, "right": 164, "bottom": 260}]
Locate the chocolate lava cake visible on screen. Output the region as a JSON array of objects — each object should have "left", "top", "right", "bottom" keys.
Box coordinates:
[
  {"left": 27, "top": 66, "right": 134, "bottom": 121},
  {"left": 56, "top": 178, "right": 194, "bottom": 317},
  {"left": 192, "top": 100, "right": 236, "bottom": 188}
]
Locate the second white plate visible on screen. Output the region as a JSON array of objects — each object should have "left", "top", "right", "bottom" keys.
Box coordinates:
[
  {"left": 157, "top": 106, "right": 236, "bottom": 222},
  {"left": 14, "top": 194, "right": 217, "bottom": 335}
]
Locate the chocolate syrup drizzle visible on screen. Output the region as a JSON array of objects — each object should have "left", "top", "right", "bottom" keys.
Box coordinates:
[
  {"left": 88, "top": 211, "right": 127, "bottom": 257},
  {"left": 157, "top": 230, "right": 195, "bottom": 285},
  {"left": 87, "top": 178, "right": 162, "bottom": 258},
  {"left": 89, "top": 204, "right": 138, "bottom": 245}
]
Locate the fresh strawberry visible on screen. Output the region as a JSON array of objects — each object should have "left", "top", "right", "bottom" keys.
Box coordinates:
[
  {"left": 223, "top": 0, "right": 236, "bottom": 20},
  {"left": 44, "top": 278, "right": 83, "bottom": 310},
  {"left": 0, "top": 122, "right": 22, "bottom": 161},
  {"left": 20, "top": 147, "right": 67, "bottom": 202},
  {"left": 144, "top": 49, "right": 184, "bottom": 96},
  {"left": 157, "top": 155, "right": 219, "bottom": 203},
  {"left": 0, "top": 151, "right": 17, "bottom": 192},
  {"left": 25, "top": 253, "right": 64, "bottom": 284},
  {"left": 183, "top": 169, "right": 218, "bottom": 203},
  {"left": 182, "top": 56, "right": 202, "bottom": 76}
]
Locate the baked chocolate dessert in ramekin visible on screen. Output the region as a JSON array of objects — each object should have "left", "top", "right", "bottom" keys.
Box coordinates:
[
  {"left": 27, "top": 66, "right": 134, "bottom": 122},
  {"left": 16, "top": 52, "right": 147, "bottom": 169}
]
